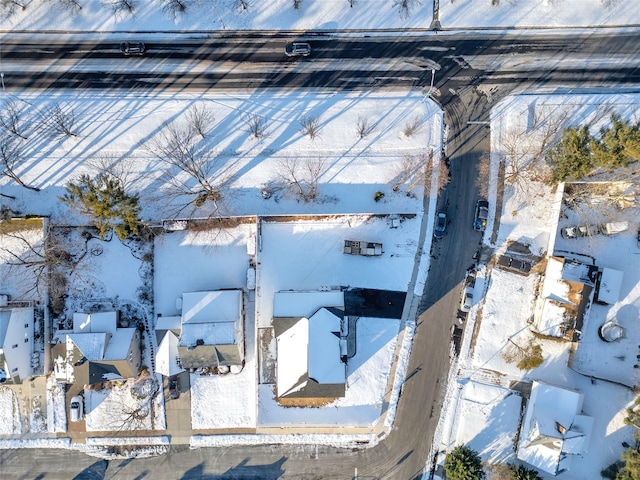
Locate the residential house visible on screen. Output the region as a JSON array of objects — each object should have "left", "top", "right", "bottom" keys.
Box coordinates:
[
  {"left": 517, "top": 381, "right": 593, "bottom": 475},
  {"left": 0, "top": 301, "right": 35, "bottom": 384},
  {"left": 52, "top": 311, "right": 141, "bottom": 386},
  {"left": 177, "top": 290, "right": 244, "bottom": 369},
  {"left": 273, "top": 291, "right": 347, "bottom": 402}
]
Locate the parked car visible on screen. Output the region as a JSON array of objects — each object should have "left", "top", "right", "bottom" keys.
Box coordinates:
[
  {"left": 474, "top": 200, "right": 489, "bottom": 231},
  {"left": 460, "top": 285, "right": 474, "bottom": 312},
  {"left": 169, "top": 376, "right": 180, "bottom": 400},
  {"left": 285, "top": 42, "right": 311, "bottom": 57},
  {"left": 434, "top": 211, "right": 447, "bottom": 238},
  {"left": 69, "top": 395, "right": 83, "bottom": 422},
  {"left": 497, "top": 255, "right": 532, "bottom": 274},
  {"left": 120, "top": 42, "right": 145, "bottom": 56}
]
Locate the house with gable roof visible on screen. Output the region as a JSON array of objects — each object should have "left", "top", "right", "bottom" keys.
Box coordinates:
[
  {"left": 273, "top": 291, "right": 347, "bottom": 403},
  {"left": 176, "top": 290, "right": 244, "bottom": 369},
  {"left": 0, "top": 301, "right": 35, "bottom": 384},
  {"left": 517, "top": 381, "right": 593, "bottom": 475},
  {"left": 52, "top": 311, "right": 141, "bottom": 386}
]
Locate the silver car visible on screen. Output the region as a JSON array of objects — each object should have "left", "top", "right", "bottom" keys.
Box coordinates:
[
  {"left": 69, "top": 395, "right": 83, "bottom": 422},
  {"left": 460, "top": 286, "right": 474, "bottom": 312}
]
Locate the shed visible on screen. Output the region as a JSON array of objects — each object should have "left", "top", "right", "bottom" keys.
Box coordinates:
[{"left": 595, "top": 268, "right": 623, "bottom": 305}]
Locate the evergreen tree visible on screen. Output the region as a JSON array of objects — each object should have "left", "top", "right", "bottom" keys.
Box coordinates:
[
  {"left": 592, "top": 114, "right": 640, "bottom": 169},
  {"left": 618, "top": 446, "right": 640, "bottom": 480},
  {"left": 510, "top": 464, "right": 542, "bottom": 480},
  {"left": 444, "top": 445, "right": 485, "bottom": 480},
  {"left": 545, "top": 125, "right": 593, "bottom": 183},
  {"left": 61, "top": 173, "right": 140, "bottom": 240}
]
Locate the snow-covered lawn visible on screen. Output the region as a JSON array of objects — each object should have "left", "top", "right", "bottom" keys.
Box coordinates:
[
  {"left": 84, "top": 374, "right": 166, "bottom": 432},
  {"left": 1, "top": 0, "right": 639, "bottom": 33}
]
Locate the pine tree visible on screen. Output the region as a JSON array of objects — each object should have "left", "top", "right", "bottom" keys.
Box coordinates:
[
  {"left": 444, "top": 445, "right": 486, "bottom": 480},
  {"left": 617, "top": 447, "right": 640, "bottom": 480},
  {"left": 61, "top": 173, "right": 141, "bottom": 240},
  {"left": 592, "top": 114, "right": 640, "bottom": 169},
  {"left": 510, "top": 464, "right": 542, "bottom": 480},
  {"left": 545, "top": 125, "right": 593, "bottom": 183}
]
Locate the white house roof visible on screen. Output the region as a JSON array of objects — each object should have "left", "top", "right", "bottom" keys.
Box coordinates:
[
  {"left": 103, "top": 328, "right": 136, "bottom": 360},
  {"left": 273, "top": 291, "right": 344, "bottom": 318},
  {"left": 308, "top": 308, "right": 345, "bottom": 384},
  {"left": 67, "top": 333, "right": 109, "bottom": 361},
  {"left": 155, "top": 315, "right": 182, "bottom": 331},
  {"left": 517, "top": 381, "right": 592, "bottom": 475},
  {"left": 182, "top": 290, "right": 241, "bottom": 324},
  {"left": 180, "top": 321, "right": 236, "bottom": 347},
  {"left": 73, "top": 311, "right": 117, "bottom": 335},
  {"left": 276, "top": 318, "right": 309, "bottom": 397},
  {"left": 156, "top": 330, "right": 185, "bottom": 377},
  {"left": 596, "top": 268, "right": 623, "bottom": 304}
]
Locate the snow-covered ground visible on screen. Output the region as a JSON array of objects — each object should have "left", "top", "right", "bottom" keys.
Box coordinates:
[
  {"left": 0, "top": 88, "right": 436, "bottom": 439},
  {"left": 434, "top": 93, "right": 640, "bottom": 478},
  {"left": 1, "top": 0, "right": 640, "bottom": 33}
]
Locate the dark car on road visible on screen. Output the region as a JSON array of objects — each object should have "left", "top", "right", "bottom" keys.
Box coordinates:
[
  {"left": 474, "top": 200, "right": 489, "bottom": 231},
  {"left": 285, "top": 42, "right": 311, "bottom": 57},
  {"left": 434, "top": 211, "right": 447, "bottom": 238},
  {"left": 120, "top": 42, "right": 145, "bottom": 56}
]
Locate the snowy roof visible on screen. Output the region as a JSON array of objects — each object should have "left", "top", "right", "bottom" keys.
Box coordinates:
[
  {"left": 276, "top": 318, "right": 309, "bottom": 397},
  {"left": 518, "top": 381, "right": 592, "bottom": 475},
  {"left": 273, "top": 291, "right": 344, "bottom": 318},
  {"left": 182, "top": 290, "right": 241, "bottom": 325},
  {"left": 308, "top": 308, "right": 345, "bottom": 384},
  {"left": 0, "top": 306, "right": 32, "bottom": 346},
  {"left": 67, "top": 333, "right": 109, "bottom": 361},
  {"left": 155, "top": 315, "right": 182, "bottom": 331},
  {"left": 180, "top": 321, "right": 236, "bottom": 347},
  {"left": 73, "top": 311, "right": 117, "bottom": 335},
  {"left": 595, "top": 268, "right": 623, "bottom": 305},
  {"left": 156, "top": 330, "right": 185, "bottom": 377},
  {"left": 541, "top": 257, "right": 571, "bottom": 300},
  {"left": 103, "top": 328, "right": 136, "bottom": 360},
  {"left": 561, "top": 259, "right": 598, "bottom": 286}
]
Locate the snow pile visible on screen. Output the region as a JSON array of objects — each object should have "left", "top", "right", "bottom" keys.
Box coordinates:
[
  {"left": 0, "top": 386, "right": 19, "bottom": 434},
  {"left": 46, "top": 376, "right": 67, "bottom": 433},
  {"left": 191, "top": 433, "right": 377, "bottom": 449}
]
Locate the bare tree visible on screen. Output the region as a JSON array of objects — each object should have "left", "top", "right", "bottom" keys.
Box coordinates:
[
  {"left": 0, "top": 100, "right": 28, "bottom": 140},
  {"left": 0, "top": 137, "right": 40, "bottom": 191},
  {"left": 49, "top": 0, "right": 82, "bottom": 14},
  {"left": 356, "top": 115, "right": 375, "bottom": 139},
  {"left": 40, "top": 103, "right": 78, "bottom": 137},
  {"left": 402, "top": 115, "right": 423, "bottom": 137},
  {"left": 149, "top": 122, "right": 234, "bottom": 217},
  {"left": 393, "top": 0, "right": 422, "bottom": 20},
  {"left": 0, "top": 0, "right": 27, "bottom": 19},
  {"left": 186, "top": 102, "right": 215, "bottom": 139},
  {"left": 161, "top": 0, "right": 191, "bottom": 19},
  {"left": 393, "top": 149, "right": 448, "bottom": 195},
  {"left": 278, "top": 157, "right": 326, "bottom": 202},
  {"left": 233, "top": 0, "right": 250, "bottom": 11},
  {"left": 0, "top": 224, "right": 89, "bottom": 298},
  {"left": 299, "top": 115, "right": 320, "bottom": 139},
  {"left": 245, "top": 113, "right": 267, "bottom": 139},
  {"left": 102, "top": 375, "right": 159, "bottom": 431},
  {"left": 500, "top": 106, "right": 570, "bottom": 194},
  {"left": 101, "top": 0, "right": 136, "bottom": 17}
]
